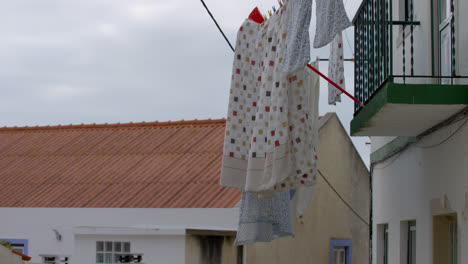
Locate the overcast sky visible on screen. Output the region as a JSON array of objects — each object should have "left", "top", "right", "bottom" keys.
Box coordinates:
[{"left": 0, "top": 0, "right": 369, "bottom": 165}]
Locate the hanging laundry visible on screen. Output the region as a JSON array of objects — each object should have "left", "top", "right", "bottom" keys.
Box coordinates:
[
  {"left": 328, "top": 32, "right": 345, "bottom": 105},
  {"left": 306, "top": 61, "right": 320, "bottom": 148},
  {"left": 235, "top": 190, "right": 294, "bottom": 245},
  {"left": 280, "top": 0, "right": 312, "bottom": 73},
  {"left": 313, "top": 0, "right": 350, "bottom": 48},
  {"left": 291, "top": 61, "right": 320, "bottom": 217},
  {"left": 220, "top": 0, "right": 318, "bottom": 197}
]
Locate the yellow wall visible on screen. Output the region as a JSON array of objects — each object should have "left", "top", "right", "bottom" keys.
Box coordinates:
[{"left": 246, "top": 113, "right": 370, "bottom": 264}]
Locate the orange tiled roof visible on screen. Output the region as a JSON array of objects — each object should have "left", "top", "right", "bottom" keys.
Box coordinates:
[{"left": 0, "top": 119, "right": 241, "bottom": 208}]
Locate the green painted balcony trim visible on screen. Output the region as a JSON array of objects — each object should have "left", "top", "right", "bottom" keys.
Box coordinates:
[
  {"left": 370, "top": 136, "right": 415, "bottom": 163},
  {"left": 351, "top": 82, "right": 468, "bottom": 136}
]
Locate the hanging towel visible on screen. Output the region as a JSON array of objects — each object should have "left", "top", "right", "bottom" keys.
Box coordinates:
[
  {"left": 328, "top": 32, "right": 345, "bottom": 105},
  {"left": 220, "top": 0, "right": 318, "bottom": 197},
  {"left": 235, "top": 189, "right": 294, "bottom": 245},
  {"left": 313, "top": 0, "right": 350, "bottom": 48},
  {"left": 305, "top": 61, "right": 320, "bottom": 148},
  {"left": 292, "top": 61, "right": 320, "bottom": 217},
  {"left": 280, "top": 0, "right": 312, "bottom": 73}
]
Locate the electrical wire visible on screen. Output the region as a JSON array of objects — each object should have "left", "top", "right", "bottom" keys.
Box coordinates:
[
  {"left": 415, "top": 117, "right": 468, "bottom": 149},
  {"left": 343, "top": 30, "right": 355, "bottom": 57},
  {"left": 199, "top": 0, "right": 235, "bottom": 52},
  {"left": 318, "top": 169, "right": 369, "bottom": 226},
  {"left": 373, "top": 151, "right": 403, "bottom": 170},
  {"left": 342, "top": 0, "right": 355, "bottom": 56}
]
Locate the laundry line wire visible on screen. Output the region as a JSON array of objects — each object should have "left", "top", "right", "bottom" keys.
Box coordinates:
[
  {"left": 319, "top": 169, "right": 369, "bottom": 226},
  {"left": 199, "top": 0, "right": 235, "bottom": 52},
  {"left": 198, "top": 0, "right": 361, "bottom": 104},
  {"left": 342, "top": 0, "right": 355, "bottom": 56},
  {"left": 415, "top": 117, "right": 468, "bottom": 149},
  {"left": 306, "top": 64, "right": 360, "bottom": 104}
]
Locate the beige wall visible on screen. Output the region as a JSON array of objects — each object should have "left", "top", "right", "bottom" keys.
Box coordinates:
[{"left": 246, "top": 113, "right": 370, "bottom": 264}]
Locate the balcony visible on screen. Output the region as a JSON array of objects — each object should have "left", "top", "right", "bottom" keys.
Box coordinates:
[{"left": 350, "top": 0, "right": 468, "bottom": 136}]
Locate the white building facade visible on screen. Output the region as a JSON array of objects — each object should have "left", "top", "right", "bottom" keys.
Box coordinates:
[
  {"left": 1, "top": 208, "right": 238, "bottom": 264},
  {"left": 350, "top": 0, "right": 468, "bottom": 263}
]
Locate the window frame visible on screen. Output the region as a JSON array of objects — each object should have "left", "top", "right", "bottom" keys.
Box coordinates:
[
  {"left": 449, "top": 220, "right": 457, "bottom": 264},
  {"left": 407, "top": 221, "right": 416, "bottom": 264},
  {"left": 330, "top": 239, "right": 352, "bottom": 264},
  {"left": 383, "top": 224, "right": 389, "bottom": 264},
  {"left": 96, "top": 240, "right": 131, "bottom": 264},
  {"left": 437, "top": 0, "right": 454, "bottom": 82}
]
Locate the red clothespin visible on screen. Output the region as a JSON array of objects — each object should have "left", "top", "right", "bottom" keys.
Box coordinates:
[
  {"left": 278, "top": 0, "right": 283, "bottom": 7},
  {"left": 248, "top": 7, "right": 265, "bottom": 24}
]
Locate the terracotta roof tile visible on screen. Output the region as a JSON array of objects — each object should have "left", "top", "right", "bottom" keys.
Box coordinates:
[{"left": 0, "top": 119, "right": 241, "bottom": 208}]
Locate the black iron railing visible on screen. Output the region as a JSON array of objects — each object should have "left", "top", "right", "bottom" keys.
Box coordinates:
[{"left": 352, "top": 0, "right": 464, "bottom": 113}]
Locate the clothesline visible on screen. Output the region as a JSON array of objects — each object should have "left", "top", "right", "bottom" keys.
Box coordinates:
[
  {"left": 199, "top": 1, "right": 360, "bottom": 105},
  {"left": 306, "top": 64, "right": 361, "bottom": 104},
  {"left": 317, "top": 58, "right": 354, "bottom": 62}
]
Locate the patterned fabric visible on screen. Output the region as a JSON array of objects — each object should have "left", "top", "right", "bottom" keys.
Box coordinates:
[
  {"left": 313, "top": 0, "right": 350, "bottom": 48},
  {"left": 328, "top": 32, "right": 345, "bottom": 105},
  {"left": 235, "top": 189, "right": 294, "bottom": 245},
  {"left": 305, "top": 61, "right": 320, "bottom": 149},
  {"left": 220, "top": 0, "right": 318, "bottom": 197},
  {"left": 293, "top": 62, "right": 320, "bottom": 217},
  {"left": 279, "top": 0, "right": 312, "bottom": 73}
]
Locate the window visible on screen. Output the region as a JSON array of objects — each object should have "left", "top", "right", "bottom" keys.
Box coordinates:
[
  {"left": 237, "top": 246, "right": 244, "bottom": 264},
  {"left": 199, "top": 236, "right": 223, "bottom": 264},
  {"left": 434, "top": 214, "right": 458, "bottom": 264},
  {"left": 96, "top": 241, "right": 131, "bottom": 264},
  {"left": 449, "top": 220, "right": 457, "bottom": 264},
  {"left": 0, "top": 239, "right": 28, "bottom": 256},
  {"left": 437, "top": 0, "right": 454, "bottom": 83},
  {"left": 330, "top": 239, "right": 352, "bottom": 264},
  {"left": 377, "top": 224, "right": 389, "bottom": 264},
  {"left": 407, "top": 221, "right": 416, "bottom": 264},
  {"left": 384, "top": 225, "right": 389, "bottom": 264}
]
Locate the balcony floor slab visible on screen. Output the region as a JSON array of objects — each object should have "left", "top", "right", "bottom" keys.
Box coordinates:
[{"left": 351, "top": 82, "right": 468, "bottom": 136}]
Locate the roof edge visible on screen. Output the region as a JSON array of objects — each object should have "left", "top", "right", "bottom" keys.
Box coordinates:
[{"left": 0, "top": 118, "right": 227, "bottom": 132}]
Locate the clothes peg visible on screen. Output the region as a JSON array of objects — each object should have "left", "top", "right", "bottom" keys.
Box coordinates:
[
  {"left": 248, "top": 7, "right": 265, "bottom": 24},
  {"left": 268, "top": 10, "right": 273, "bottom": 17},
  {"left": 272, "top": 6, "right": 276, "bottom": 12},
  {"left": 278, "top": 0, "right": 283, "bottom": 7},
  {"left": 263, "top": 14, "right": 268, "bottom": 21}
]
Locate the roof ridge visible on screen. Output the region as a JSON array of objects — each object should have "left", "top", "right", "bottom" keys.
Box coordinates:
[{"left": 0, "top": 118, "right": 227, "bottom": 132}]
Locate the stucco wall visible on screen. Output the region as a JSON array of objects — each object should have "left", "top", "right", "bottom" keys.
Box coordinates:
[
  {"left": 371, "top": 116, "right": 468, "bottom": 264},
  {"left": 0, "top": 207, "right": 238, "bottom": 263},
  {"left": 246, "top": 113, "right": 370, "bottom": 264}
]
